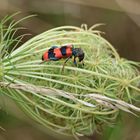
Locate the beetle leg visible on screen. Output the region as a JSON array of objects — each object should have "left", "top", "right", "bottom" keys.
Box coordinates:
[
  {"left": 73, "top": 56, "right": 77, "bottom": 66},
  {"left": 61, "top": 57, "right": 71, "bottom": 72},
  {"left": 81, "top": 60, "right": 84, "bottom": 66}
]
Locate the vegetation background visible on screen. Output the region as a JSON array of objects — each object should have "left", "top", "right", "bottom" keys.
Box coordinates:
[{"left": 0, "top": 0, "right": 140, "bottom": 140}]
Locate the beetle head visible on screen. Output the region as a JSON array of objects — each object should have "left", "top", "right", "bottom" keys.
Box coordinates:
[{"left": 73, "top": 48, "right": 85, "bottom": 63}]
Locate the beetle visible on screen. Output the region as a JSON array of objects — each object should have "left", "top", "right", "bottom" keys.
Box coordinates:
[{"left": 41, "top": 45, "right": 84, "bottom": 70}]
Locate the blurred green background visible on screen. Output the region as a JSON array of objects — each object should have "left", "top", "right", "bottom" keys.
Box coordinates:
[{"left": 0, "top": 0, "right": 140, "bottom": 140}]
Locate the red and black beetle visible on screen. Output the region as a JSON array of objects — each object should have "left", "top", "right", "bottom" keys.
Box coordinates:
[{"left": 42, "top": 45, "right": 85, "bottom": 67}]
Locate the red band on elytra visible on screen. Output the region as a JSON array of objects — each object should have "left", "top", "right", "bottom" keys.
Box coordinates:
[
  {"left": 54, "top": 48, "right": 63, "bottom": 58},
  {"left": 66, "top": 47, "right": 72, "bottom": 57},
  {"left": 43, "top": 52, "right": 49, "bottom": 61}
]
